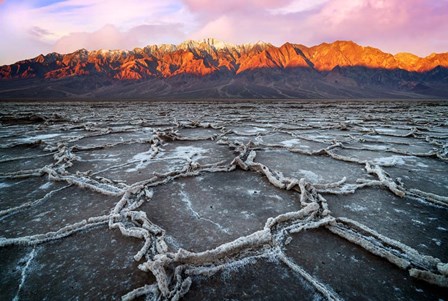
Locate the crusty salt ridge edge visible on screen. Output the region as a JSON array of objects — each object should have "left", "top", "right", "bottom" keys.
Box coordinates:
[
  {"left": 183, "top": 252, "right": 262, "bottom": 278},
  {"left": 121, "top": 284, "right": 160, "bottom": 301},
  {"left": 0, "top": 168, "right": 45, "bottom": 179},
  {"left": 364, "top": 162, "right": 405, "bottom": 197},
  {"left": 277, "top": 250, "right": 342, "bottom": 301},
  {"left": 326, "top": 217, "right": 448, "bottom": 287},
  {"left": 408, "top": 188, "right": 448, "bottom": 206},
  {"left": 109, "top": 188, "right": 169, "bottom": 262},
  {"left": 0, "top": 215, "right": 109, "bottom": 247}
]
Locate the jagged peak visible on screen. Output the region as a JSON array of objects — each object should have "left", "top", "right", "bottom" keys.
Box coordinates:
[
  {"left": 97, "top": 49, "right": 112, "bottom": 54},
  {"left": 255, "top": 40, "right": 270, "bottom": 46},
  {"left": 280, "top": 42, "right": 300, "bottom": 50},
  {"left": 90, "top": 48, "right": 129, "bottom": 55},
  {"left": 178, "top": 38, "right": 234, "bottom": 51},
  {"left": 178, "top": 39, "right": 199, "bottom": 49},
  {"left": 201, "top": 38, "right": 234, "bottom": 50},
  {"left": 176, "top": 38, "right": 273, "bottom": 52},
  {"left": 239, "top": 41, "right": 273, "bottom": 52},
  {"left": 150, "top": 44, "right": 177, "bottom": 52}
]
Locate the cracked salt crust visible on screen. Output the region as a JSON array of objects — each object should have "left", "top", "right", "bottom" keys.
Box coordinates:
[{"left": 0, "top": 100, "right": 447, "bottom": 300}]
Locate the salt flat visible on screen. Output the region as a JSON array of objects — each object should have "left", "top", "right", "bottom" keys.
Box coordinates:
[{"left": 0, "top": 100, "right": 447, "bottom": 300}]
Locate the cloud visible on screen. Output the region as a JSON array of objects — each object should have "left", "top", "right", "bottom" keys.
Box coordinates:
[
  {"left": 0, "top": 0, "right": 191, "bottom": 64},
  {"left": 183, "top": 0, "right": 292, "bottom": 16},
  {"left": 29, "top": 26, "right": 55, "bottom": 39},
  {"left": 300, "top": 0, "right": 448, "bottom": 55},
  {"left": 0, "top": 0, "right": 447, "bottom": 65},
  {"left": 190, "top": 16, "right": 235, "bottom": 42},
  {"left": 269, "top": 0, "right": 328, "bottom": 15},
  {"left": 53, "top": 23, "right": 185, "bottom": 53},
  {"left": 185, "top": 0, "right": 448, "bottom": 56},
  {"left": 184, "top": 0, "right": 308, "bottom": 45},
  {"left": 0, "top": 2, "right": 53, "bottom": 64},
  {"left": 26, "top": 0, "right": 189, "bottom": 36}
]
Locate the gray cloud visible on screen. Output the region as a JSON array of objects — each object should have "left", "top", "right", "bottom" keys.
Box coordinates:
[{"left": 29, "top": 26, "right": 54, "bottom": 38}]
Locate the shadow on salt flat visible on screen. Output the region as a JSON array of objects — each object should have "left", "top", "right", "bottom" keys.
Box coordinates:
[
  {"left": 285, "top": 228, "right": 448, "bottom": 301},
  {"left": 0, "top": 145, "right": 50, "bottom": 161},
  {"left": 12, "top": 228, "right": 150, "bottom": 300},
  {"left": 0, "top": 177, "right": 59, "bottom": 211},
  {"left": 0, "top": 156, "right": 55, "bottom": 174},
  {"left": 0, "top": 245, "right": 30, "bottom": 300}
]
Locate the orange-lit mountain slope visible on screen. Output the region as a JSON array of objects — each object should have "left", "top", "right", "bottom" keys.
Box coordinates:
[
  {"left": 0, "top": 39, "right": 447, "bottom": 99},
  {"left": 2, "top": 39, "right": 447, "bottom": 80}
]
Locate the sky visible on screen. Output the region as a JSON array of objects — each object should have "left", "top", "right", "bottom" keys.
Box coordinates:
[{"left": 0, "top": 0, "right": 447, "bottom": 65}]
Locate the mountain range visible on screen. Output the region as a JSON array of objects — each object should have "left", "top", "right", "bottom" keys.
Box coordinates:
[{"left": 1, "top": 38, "right": 447, "bottom": 99}]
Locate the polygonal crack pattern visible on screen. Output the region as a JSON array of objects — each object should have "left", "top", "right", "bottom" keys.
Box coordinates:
[{"left": 0, "top": 100, "right": 447, "bottom": 300}]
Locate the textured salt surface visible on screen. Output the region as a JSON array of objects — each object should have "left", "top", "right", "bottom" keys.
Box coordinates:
[{"left": 0, "top": 100, "right": 447, "bottom": 300}]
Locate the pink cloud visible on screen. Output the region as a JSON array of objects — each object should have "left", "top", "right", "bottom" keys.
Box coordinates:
[
  {"left": 0, "top": 0, "right": 188, "bottom": 64},
  {"left": 301, "top": 0, "right": 448, "bottom": 55},
  {"left": 53, "top": 24, "right": 185, "bottom": 54},
  {"left": 185, "top": 0, "right": 306, "bottom": 45},
  {"left": 184, "top": 0, "right": 292, "bottom": 15},
  {"left": 185, "top": 0, "right": 448, "bottom": 56},
  {"left": 190, "top": 16, "right": 236, "bottom": 42}
]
